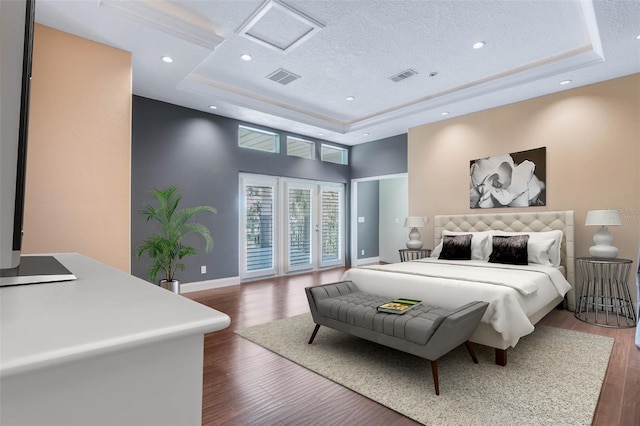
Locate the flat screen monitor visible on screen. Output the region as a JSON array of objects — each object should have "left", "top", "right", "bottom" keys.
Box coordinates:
[{"left": 0, "top": 0, "right": 75, "bottom": 286}]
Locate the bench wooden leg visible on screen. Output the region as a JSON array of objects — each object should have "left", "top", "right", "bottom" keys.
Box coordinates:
[
  {"left": 495, "top": 348, "right": 507, "bottom": 366},
  {"left": 465, "top": 341, "right": 478, "bottom": 364},
  {"left": 430, "top": 360, "right": 440, "bottom": 395},
  {"left": 308, "top": 324, "right": 321, "bottom": 344}
]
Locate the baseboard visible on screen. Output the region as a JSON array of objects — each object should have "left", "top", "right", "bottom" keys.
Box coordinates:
[
  {"left": 353, "top": 256, "right": 380, "bottom": 266},
  {"left": 180, "top": 276, "right": 240, "bottom": 293}
]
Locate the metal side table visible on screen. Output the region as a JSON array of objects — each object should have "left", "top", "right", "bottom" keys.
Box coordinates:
[
  {"left": 575, "top": 257, "right": 636, "bottom": 328},
  {"left": 399, "top": 248, "right": 431, "bottom": 262}
]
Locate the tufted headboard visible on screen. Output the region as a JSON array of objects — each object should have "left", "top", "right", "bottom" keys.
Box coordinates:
[{"left": 434, "top": 211, "right": 575, "bottom": 309}]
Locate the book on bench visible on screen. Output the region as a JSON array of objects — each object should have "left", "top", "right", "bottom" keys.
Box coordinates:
[{"left": 377, "top": 298, "right": 422, "bottom": 314}]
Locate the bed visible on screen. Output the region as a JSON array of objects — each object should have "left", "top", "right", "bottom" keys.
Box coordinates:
[{"left": 341, "top": 210, "right": 575, "bottom": 365}]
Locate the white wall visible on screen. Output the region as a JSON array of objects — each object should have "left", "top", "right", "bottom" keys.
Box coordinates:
[{"left": 379, "top": 177, "right": 408, "bottom": 263}]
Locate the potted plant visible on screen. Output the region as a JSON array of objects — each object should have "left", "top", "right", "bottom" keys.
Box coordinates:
[{"left": 136, "top": 185, "right": 216, "bottom": 293}]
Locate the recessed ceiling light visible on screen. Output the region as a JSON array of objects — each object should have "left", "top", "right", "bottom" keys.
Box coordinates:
[
  {"left": 240, "top": 54, "right": 252, "bottom": 61},
  {"left": 161, "top": 56, "right": 173, "bottom": 63},
  {"left": 473, "top": 41, "right": 486, "bottom": 49},
  {"left": 560, "top": 80, "right": 572, "bottom": 85},
  {"left": 363, "top": 133, "right": 370, "bottom": 136},
  {"left": 208, "top": 105, "right": 217, "bottom": 110},
  {"left": 317, "top": 133, "right": 323, "bottom": 136},
  {"left": 636, "top": 34, "right": 640, "bottom": 40},
  {"left": 441, "top": 112, "right": 449, "bottom": 116},
  {"left": 346, "top": 96, "right": 355, "bottom": 101}
]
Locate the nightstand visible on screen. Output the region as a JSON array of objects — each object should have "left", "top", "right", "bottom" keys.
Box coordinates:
[
  {"left": 575, "top": 257, "right": 636, "bottom": 328},
  {"left": 399, "top": 248, "right": 431, "bottom": 262}
]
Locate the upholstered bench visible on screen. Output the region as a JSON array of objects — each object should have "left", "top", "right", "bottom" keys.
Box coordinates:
[{"left": 305, "top": 281, "right": 488, "bottom": 395}]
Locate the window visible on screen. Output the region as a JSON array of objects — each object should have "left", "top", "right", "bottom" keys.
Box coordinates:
[
  {"left": 238, "top": 125, "right": 280, "bottom": 153},
  {"left": 321, "top": 144, "right": 348, "bottom": 165},
  {"left": 286, "top": 137, "right": 315, "bottom": 159}
]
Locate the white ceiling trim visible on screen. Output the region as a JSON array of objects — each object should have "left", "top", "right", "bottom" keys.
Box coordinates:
[
  {"left": 580, "top": 0, "right": 604, "bottom": 59},
  {"left": 236, "top": 0, "right": 325, "bottom": 53},
  {"left": 99, "top": 0, "right": 225, "bottom": 50},
  {"left": 177, "top": 74, "right": 347, "bottom": 133},
  {"left": 346, "top": 45, "right": 604, "bottom": 132},
  {"left": 178, "top": 41, "right": 604, "bottom": 135}
]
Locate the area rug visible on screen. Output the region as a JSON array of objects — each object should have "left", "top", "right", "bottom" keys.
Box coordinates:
[{"left": 235, "top": 313, "right": 614, "bottom": 425}]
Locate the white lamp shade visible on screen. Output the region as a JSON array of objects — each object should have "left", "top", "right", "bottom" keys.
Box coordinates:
[
  {"left": 404, "top": 216, "right": 427, "bottom": 228},
  {"left": 585, "top": 210, "right": 622, "bottom": 226}
]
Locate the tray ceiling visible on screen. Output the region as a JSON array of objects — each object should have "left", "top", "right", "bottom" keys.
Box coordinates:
[{"left": 35, "top": 0, "right": 640, "bottom": 145}]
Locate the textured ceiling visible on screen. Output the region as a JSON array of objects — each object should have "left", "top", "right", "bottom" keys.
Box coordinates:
[{"left": 35, "top": 0, "right": 640, "bottom": 145}]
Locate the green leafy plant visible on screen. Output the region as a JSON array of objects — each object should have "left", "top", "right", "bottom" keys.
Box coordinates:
[{"left": 136, "top": 186, "right": 216, "bottom": 283}]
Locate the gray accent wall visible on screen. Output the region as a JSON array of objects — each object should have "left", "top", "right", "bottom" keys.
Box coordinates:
[
  {"left": 131, "top": 96, "right": 350, "bottom": 283},
  {"left": 350, "top": 134, "right": 407, "bottom": 264},
  {"left": 356, "top": 180, "right": 380, "bottom": 259},
  {"left": 350, "top": 134, "right": 407, "bottom": 179}
]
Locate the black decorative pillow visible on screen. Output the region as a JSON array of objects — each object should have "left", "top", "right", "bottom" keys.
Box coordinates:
[
  {"left": 439, "top": 234, "right": 472, "bottom": 260},
  {"left": 489, "top": 235, "right": 529, "bottom": 265}
]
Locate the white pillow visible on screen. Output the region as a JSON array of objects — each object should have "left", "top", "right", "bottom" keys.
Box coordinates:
[
  {"left": 527, "top": 238, "right": 555, "bottom": 266},
  {"left": 492, "top": 230, "right": 563, "bottom": 267},
  {"left": 431, "top": 230, "right": 493, "bottom": 260}
]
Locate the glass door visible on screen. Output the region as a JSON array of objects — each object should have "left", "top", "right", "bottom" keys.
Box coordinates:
[
  {"left": 240, "top": 174, "right": 344, "bottom": 280},
  {"left": 319, "top": 184, "right": 344, "bottom": 268},
  {"left": 240, "top": 175, "right": 277, "bottom": 280},
  {"left": 285, "top": 182, "right": 314, "bottom": 273}
]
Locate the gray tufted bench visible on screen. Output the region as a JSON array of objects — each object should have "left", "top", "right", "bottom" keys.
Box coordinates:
[{"left": 305, "top": 281, "right": 489, "bottom": 395}]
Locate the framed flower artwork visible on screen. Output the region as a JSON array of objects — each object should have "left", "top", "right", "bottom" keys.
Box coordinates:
[{"left": 470, "top": 147, "right": 546, "bottom": 209}]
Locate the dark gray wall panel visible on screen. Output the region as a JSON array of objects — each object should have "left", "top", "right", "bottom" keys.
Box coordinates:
[
  {"left": 356, "top": 180, "right": 379, "bottom": 259},
  {"left": 131, "top": 97, "right": 240, "bottom": 283},
  {"left": 132, "top": 96, "right": 350, "bottom": 283},
  {"left": 350, "top": 134, "right": 407, "bottom": 179}
]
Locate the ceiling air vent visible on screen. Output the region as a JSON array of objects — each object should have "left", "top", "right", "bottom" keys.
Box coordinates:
[
  {"left": 266, "top": 68, "right": 301, "bottom": 85},
  {"left": 389, "top": 69, "right": 418, "bottom": 83}
]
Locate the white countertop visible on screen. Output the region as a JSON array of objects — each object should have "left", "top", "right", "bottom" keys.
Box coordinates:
[{"left": 0, "top": 253, "right": 230, "bottom": 378}]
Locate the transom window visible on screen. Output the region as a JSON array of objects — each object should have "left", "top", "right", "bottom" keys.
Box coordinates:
[
  {"left": 321, "top": 144, "right": 348, "bottom": 165},
  {"left": 238, "top": 125, "right": 280, "bottom": 153},
  {"left": 287, "top": 137, "right": 315, "bottom": 159}
]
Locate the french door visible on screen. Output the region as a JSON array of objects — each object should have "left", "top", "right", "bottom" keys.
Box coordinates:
[{"left": 240, "top": 174, "right": 344, "bottom": 280}]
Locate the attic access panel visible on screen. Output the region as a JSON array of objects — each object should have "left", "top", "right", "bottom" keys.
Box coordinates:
[{"left": 237, "top": 0, "right": 324, "bottom": 53}]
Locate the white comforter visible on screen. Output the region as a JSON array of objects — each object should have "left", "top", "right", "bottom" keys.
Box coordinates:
[{"left": 341, "top": 259, "right": 571, "bottom": 347}]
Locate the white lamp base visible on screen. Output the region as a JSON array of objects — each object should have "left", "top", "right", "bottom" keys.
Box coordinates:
[
  {"left": 589, "top": 226, "right": 618, "bottom": 258},
  {"left": 406, "top": 227, "right": 423, "bottom": 249}
]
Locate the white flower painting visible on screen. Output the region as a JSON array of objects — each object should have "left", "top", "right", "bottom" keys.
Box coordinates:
[{"left": 470, "top": 147, "right": 546, "bottom": 209}]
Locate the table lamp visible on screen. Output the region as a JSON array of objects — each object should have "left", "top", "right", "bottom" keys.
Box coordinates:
[
  {"left": 585, "top": 209, "right": 622, "bottom": 258},
  {"left": 404, "top": 216, "right": 427, "bottom": 249}
]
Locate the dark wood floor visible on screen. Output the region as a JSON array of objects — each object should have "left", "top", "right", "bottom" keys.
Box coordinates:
[{"left": 186, "top": 267, "right": 640, "bottom": 426}]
